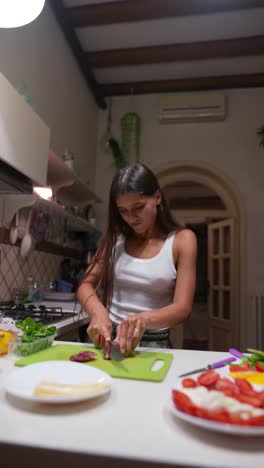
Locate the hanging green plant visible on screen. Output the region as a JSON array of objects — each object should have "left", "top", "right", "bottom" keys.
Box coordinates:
[
  {"left": 120, "top": 112, "right": 141, "bottom": 163},
  {"left": 101, "top": 98, "right": 127, "bottom": 169},
  {"left": 257, "top": 125, "right": 264, "bottom": 148},
  {"left": 108, "top": 137, "right": 127, "bottom": 169}
]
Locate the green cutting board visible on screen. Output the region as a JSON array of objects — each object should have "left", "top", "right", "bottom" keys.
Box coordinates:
[{"left": 15, "top": 344, "right": 173, "bottom": 382}]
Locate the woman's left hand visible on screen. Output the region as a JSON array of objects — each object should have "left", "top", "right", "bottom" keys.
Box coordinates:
[{"left": 114, "top": 316, "right": 146, "bottom": 356}]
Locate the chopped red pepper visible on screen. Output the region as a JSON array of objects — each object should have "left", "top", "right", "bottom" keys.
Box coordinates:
[{"left": 255, "top": 361, "right": 264, "bottom": 372}]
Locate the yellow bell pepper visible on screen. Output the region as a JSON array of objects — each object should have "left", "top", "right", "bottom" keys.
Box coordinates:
[{"left": 0, "top": 330, "right": 13, "bottom": 355}]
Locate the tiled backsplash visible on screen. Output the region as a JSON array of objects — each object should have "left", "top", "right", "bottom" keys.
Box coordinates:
[{"left": 0, "top": 244, "right": 63, "bottom": 302}]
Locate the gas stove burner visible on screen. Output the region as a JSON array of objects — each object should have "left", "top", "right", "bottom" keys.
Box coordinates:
[
  {"left": 0, "top": 303, "right": 76, "bottom": 325},
  {"left": 11, "top": 303, "right": 25, "bottom": 311}
]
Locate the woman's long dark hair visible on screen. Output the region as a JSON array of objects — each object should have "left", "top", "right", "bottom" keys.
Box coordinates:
[{"left": 80, "top": 163, "right": 182, "bottom": 310}]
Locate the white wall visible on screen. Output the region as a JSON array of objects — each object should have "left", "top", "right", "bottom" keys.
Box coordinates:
[
  {"left": 95, "top": 88, "right": 264, "bottom": 296},
  {"left": 0, "top": 2, "right": 98, "bottom": 186}
]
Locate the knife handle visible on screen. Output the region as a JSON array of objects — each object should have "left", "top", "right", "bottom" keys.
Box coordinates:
[
  {"left": 210, "top": 357, "right": 236, "bottom": 369},
  {"left": 99, "top": 335, "right": 112, "bottom": 347},
  {"left": 99, "top": 335, "right": 105, "bottom": 347},
  {"left": 229, "top": 348, "right": 244, "bottom": 358}
]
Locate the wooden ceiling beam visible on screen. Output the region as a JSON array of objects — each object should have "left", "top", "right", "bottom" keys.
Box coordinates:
[
  {"left": 100, "top": 73, "right": 264, "bottom": 96},
  {"left": 48, "top": 0, "right": 106, "bottom": 109},
  {"left": 69, "top": 0, "right": 264, "bottom": 28},
  {"left": 89, "top": 35, "right": 264, "bottom": 68}
]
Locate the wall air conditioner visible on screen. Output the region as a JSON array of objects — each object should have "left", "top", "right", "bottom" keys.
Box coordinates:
[{"left": 159, "top": 92, "right": 226, "bottom": 124}]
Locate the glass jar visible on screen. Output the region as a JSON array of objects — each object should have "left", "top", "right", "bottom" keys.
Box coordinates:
[{"left": 12, "top": 288, "right": 23, "bottom": 305}]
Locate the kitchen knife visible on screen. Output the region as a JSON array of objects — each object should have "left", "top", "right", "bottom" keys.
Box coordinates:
[
  {"left": 110, "top": 341, "right": 125, "bottom": 362},
  {"left": 99, "top": 335, "right": 125, "bottom": 362},
  {"left": 178, "top": 356, "right": 236, "bottom": 378}
]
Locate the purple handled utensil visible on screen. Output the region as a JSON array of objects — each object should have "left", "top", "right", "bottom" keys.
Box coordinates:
[
  {"left": 178, "top": 356, "right": 236, "bottom": 378},
  {"left": 229, "top": 348, "right": 244, "bottom": 358}
]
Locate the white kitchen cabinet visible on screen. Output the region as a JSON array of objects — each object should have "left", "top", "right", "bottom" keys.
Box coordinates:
[{"left": 0, "top": 73, "right": 50, "bottom": 186}]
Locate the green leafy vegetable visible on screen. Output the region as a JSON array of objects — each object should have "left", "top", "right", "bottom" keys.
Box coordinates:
[
  {"left": 247, "top": 348, "right": 264, "bottom": 359},
  {"left": 15, "top": 317, "right": 56, "bottom": 356},
  {"left": 238, "top": 348, "right": 264, "bottom": 369},
  {"left": 108, "top": 137, "right": 127, "bottom": 169},
  {"left": 16, "top": 317, "right": 56, "bottom": 341}
]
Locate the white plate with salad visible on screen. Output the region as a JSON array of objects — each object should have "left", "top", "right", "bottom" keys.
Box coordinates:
[
  {"left": 167, "top": 397, "right": 264, "bottom": 436},
  {"left": 168, "top": 348, "right": 264, "bottom": 436}
]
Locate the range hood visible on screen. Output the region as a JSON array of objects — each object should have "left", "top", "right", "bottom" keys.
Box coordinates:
[
  {"left": 0, "top": 160, "right": 33, "bottom": 193},
  {"left": 0, "top": 73, "right": 50, "bottom": 193}
]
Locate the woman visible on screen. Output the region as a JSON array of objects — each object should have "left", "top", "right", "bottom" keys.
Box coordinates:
[{"left": 78, "top": 163, "right": 197, "bottom": 355}]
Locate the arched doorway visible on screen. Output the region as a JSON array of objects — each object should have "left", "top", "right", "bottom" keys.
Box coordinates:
[
  {"left": 155, "top": 161, "right": 247, "bottom": 350},
  {"left": 163, "top": 181, "right": 227, "bottom": 350}
]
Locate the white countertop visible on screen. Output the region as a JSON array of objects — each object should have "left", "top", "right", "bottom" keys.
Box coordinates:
[{"left": 0, "top": 346, "right": 263, "bottom": 468}]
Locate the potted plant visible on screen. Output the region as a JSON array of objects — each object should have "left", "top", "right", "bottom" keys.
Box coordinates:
[
  {"left": 101, "top": 98, "right": 127, "bottom": 169},
  {"left": 121, "top": 112, "right": 141, "bottom": 163},
  {"left": 257, "top": 125, "right": 264, "bottom": 148}
]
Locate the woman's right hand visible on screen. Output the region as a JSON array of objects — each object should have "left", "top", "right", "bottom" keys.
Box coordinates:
[{"left": 87, "top": 314, "right": 112, "bottom": 347}]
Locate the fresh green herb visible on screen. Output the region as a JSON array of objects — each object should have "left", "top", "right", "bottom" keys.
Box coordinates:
[
  {"left": 15, "top": 317, "right": 56, "bottom": 356},
  {"left": 247, "top": 348, "right": 264, "bottom": 359},
  {"left": 237, "top": 348, "right": 264, "bottom": 369},
  {"left": 16, "top": 317, "right": 56, "bottom": 341}
]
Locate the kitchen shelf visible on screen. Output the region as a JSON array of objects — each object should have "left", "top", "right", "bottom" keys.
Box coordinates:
[
  {"left": 47, "top": 150, "right": 101, "bottom": 206},
  {"left": 34, "top": 197, "right": 99, "bottom": 233},
  {"left": 0, "top": 227, "right": 84, "bottom": 259},
  {"left": 0, "top": 150, "right": 101, "bottom": 230},
  {"left": 36, "top": 240, "right": 84, "bottom": 259},
  {"left": 0, "top": 150, "right": 102, "bottom": 257},
  {"left": 1, "top": 194, "right": 100, "bottom": 234},
  {"left": 1, "top": 192, "right": 101, "bottom": 260}
]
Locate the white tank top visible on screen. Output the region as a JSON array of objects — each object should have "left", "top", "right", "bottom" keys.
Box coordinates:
[{"left": 109, "top": 232, "right": 177, "bottom": 326}]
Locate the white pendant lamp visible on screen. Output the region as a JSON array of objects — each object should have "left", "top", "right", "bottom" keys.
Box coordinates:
[{"left": 0, "top": 0, "right": 46, "bottom": 28}]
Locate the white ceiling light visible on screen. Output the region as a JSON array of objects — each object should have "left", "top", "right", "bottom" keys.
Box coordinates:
[{"left": 0, "top": 0, "right": 46, "bottom": 28}]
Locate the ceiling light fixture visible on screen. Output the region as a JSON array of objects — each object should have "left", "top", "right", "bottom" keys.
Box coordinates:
[{"left": 0, "top": 0, "right": 46, "bottom": 28}]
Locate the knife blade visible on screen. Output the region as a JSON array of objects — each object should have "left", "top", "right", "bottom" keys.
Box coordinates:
[
  {"left": 178, "top": 356, "right": 237, "bottom": 378},
  {"left": 110, "top": 341, "right": 125, "bottom": 362},
  {"left": 99, "top": 335, "right": 125, "bottom": 361}
]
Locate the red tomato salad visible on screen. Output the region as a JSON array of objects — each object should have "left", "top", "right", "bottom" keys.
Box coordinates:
[{"left": 172, "top": 369, "right": 264, "bottom": 426}]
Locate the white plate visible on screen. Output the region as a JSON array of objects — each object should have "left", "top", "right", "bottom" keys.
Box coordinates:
[
  {"left": 43, "top": 292, "right": 75, "bottom": 301},
  {"left": 166, "top": 398, "right": 264, "bottom": 436},
  {"left": 4, "top": 361, "right": 112, "bottom": 404},
  {"left": 167, "top": 366, "right": 264, "bottom": 436}
]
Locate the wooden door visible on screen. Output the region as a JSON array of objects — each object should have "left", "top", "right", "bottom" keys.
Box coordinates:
[{"left": 208, "top": 218, "right": 236, "bottom": 350}]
